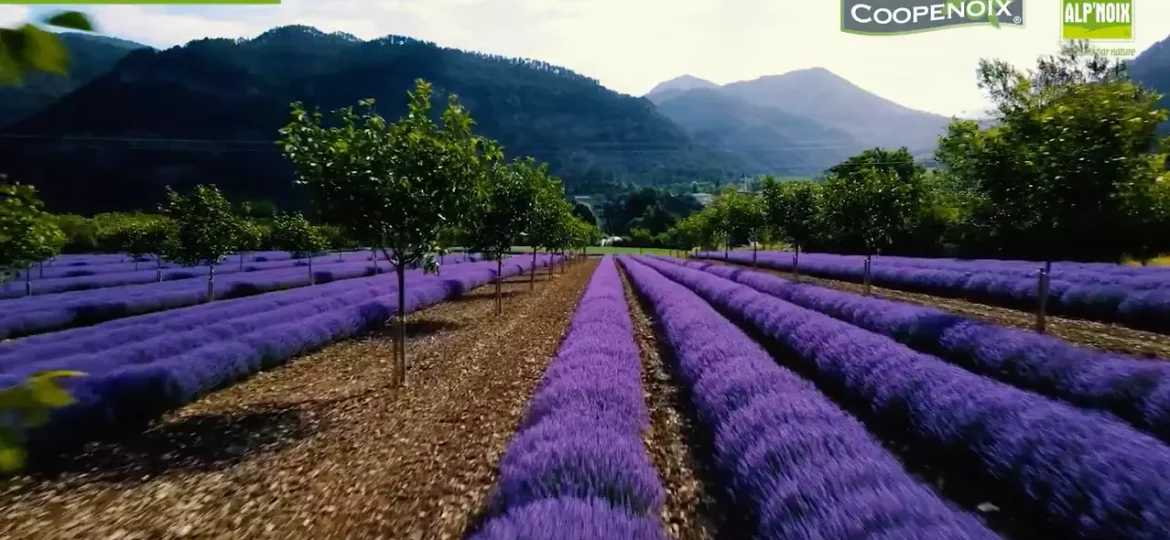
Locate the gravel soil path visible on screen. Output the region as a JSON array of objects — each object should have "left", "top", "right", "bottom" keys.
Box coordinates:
[
  {"left": 619, "top": 265, "right": 731, "bottom": 540},
  {"left": 0, "top": 260, "right": 597, "bottom": 540},
  {"left": 705, "top": 259, "right": 1170, "bottom": 359}
]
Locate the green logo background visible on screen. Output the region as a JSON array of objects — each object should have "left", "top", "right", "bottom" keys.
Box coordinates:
[{"left": 1062, "top": 0, "right": 1133, "bottom": 40}]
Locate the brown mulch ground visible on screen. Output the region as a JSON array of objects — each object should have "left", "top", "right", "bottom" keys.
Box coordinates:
[
  {"left": 0, "top": 260, "right": 597, "bottom": 540},
  {"left": 619, "top": 265, "right": 724, "bottom": 540},
  {"left": 703, "top": 259, "right": 1170, "bottom": 359}
]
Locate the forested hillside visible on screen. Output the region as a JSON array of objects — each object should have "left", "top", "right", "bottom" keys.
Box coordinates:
[
  {"left": 654, "top": 87, "right": 860, "bottom": 175},
  {"left": 1131, "top": 33, "right": 1170, "bottom": 135},
  {"left": 0, "top": 32, "right": 147, "bottom": 126},
  {"left": 0, "top": 25, "right": 742, "bottom": 214}
]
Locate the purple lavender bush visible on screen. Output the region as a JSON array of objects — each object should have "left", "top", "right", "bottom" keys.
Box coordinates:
[
  {"left": 472, "top": 257, "right": 666, "bottom": 540},
  {"left": 0, "top": 254, "right": 480, "bottom": 339},
  {"left": 621, "top": 257, "right": 998, "bottom": 539},
  {"left": 473, "top": 497, "right": 665, "bottom": 540},
  {"left": 658, "top": 256, "right": 1170, "bottom": 444},
  {"left": 18, "top": 255, "right": 560, "bottom": 463},
  {"left": 693, "top": 251, "right": 1170, "bottom": 333},
  {"left": 638, "top": 255, "right": 1170, "bottom": 540}
]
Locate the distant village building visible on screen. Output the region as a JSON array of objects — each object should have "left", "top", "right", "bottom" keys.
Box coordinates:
[{"left": 692, "top": 193, "right": 715, "bottom": 206}]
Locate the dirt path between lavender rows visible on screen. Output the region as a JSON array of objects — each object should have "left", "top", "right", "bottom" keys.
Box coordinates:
[{"left": 0, "top": 260, "right": 597, "bottom": 540}]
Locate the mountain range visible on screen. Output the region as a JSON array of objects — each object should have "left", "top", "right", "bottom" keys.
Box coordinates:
[
  {"left": 1131, "top": 33, "right": 1170, "bottom": 136},
  {"left": 0, "top": 32, "right": 149, "bottom": 127},
  {"left": 1, "top": 25, "right": 1168, "bottom": 215},
  {"left": 645, "top": 69, "right": 953, "bottom": 162}
]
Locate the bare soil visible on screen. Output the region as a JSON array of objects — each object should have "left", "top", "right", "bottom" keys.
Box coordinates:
[
  {"left": 619, "top": 266, "right": 725, "bottom": 540},
  {"left": 0, "top": 261, "right": 596, "bottom": 540}
]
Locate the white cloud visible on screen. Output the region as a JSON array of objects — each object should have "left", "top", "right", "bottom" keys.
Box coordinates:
[
  {"left": 32, "top": 0, "right": 1170, "bottom": 117},
  {"left": 0, "top": 5, "right": 29, "bottom": 27}
]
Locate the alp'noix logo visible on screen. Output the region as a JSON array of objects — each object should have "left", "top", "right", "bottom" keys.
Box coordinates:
[
  {"left": 1061, "top": 0, "right": 1133, "bottom": 40},
  {"left": 841, "top": 0, "right": 1024, "bottom": 35}
]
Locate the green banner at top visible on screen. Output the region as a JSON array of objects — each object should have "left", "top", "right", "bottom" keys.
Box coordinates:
[{"left": 0, "top": 0, "right": 280, "bottom": 3}]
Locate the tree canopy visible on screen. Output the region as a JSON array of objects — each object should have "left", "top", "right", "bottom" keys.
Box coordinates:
[
  {"left": 159, "top": 184, "right": 241, "bottom": 269},
  {"left": 936, "top": 41, "right": 1170, "bottom": 262}
]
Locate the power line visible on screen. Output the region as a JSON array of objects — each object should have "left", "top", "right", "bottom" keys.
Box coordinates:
[{"left": 0, "top": 132, "right": 940, "bottom": 168}]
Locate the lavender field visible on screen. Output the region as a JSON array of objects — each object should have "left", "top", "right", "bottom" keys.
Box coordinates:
[
  {"left": 0, "top": 253, "right": 559, "bottom": 461},
  {"left": 696, "top": 250, "right": 1170, "bottom": 334},
  {"left": 5, "top": 254, "right": 1170, "bottom": 540}
]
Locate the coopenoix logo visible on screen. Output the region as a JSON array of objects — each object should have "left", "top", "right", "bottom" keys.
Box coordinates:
[{"left": 842, "top": 0, "right": 1025, "bottom": 35}]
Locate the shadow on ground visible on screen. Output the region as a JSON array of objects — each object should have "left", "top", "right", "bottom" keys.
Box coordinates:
[
  {"left": 23, "top": 405, "right": 311, "bottom": 484},
  {"left": 445, "top": 290, "right": 527, "bottom": 305}
]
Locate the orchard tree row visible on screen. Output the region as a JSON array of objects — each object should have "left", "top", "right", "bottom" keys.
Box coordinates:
[
  {"left": 663, "top": 42, "right": 1170, "bottom": 267},
  {"left": 277, "top": 80, "right": 601, "bottom": 386}
]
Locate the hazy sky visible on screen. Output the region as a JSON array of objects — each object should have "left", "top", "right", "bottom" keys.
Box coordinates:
[{"left": 2, "top": 0, "right": 1168, "bottom": 118}]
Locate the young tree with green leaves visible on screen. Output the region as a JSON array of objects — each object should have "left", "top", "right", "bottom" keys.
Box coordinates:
[
  {"left": 526, "top": 164, "right": 570, "bottom": 289},
  {"left": 1, "top": 181, "right": 65, "bottom": 295},
  {"left": 278, "top": 80, "right": 487, "bottom": 386},
  {"left": 820, "top": 166, "right": 919, "bottom": 294},
  {"left": 467, "top": 159, "right": 538, "bottom": 315},
  {"left": 938, "top": 41, "right": 1170, "bottom": 264},
  {"left": 761, "top": 177, "right": 821, "bottom": 279},
  {"left": 937, "top": 41, "right": 1170, "bottom": 330},
  {"left": 105, "top": 215, "right": 168, "bottom": 271},
  {"left": 160, "top": 185, "right": 242, "bottom": 303},
  {"left": 143, "top": 218, "right": 176, "bottom": 282},
  {"left": 270, "top": 212, "right": 329, "bottom": 285},
  {"left": 234, "top": 219, "right": 266, "bottom": 271},
  {"left": 726, "top": 191, "right": 768, "bottom": 266},
  {"left": 698, "top": 193, "right": 732, "bottom": 259}
]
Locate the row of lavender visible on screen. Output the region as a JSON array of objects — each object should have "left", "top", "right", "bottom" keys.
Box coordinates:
[
  {"left": 636, "top": 255, "right": 1170, "bottom": 540},
  {"left": 473, "top": 257, "right": 667, "bottom": 538},
  {"left": 660, "top": 256, "right": 1170, "bottom": 443},
  {"left": 0, "top": 253, "right": 480, "bottom": 339},
  {"left": 696, "top": 251, "right": 1170, "bottom": 333},
  {"left": 477, "top": 258, "right": 992, "bottom": 538},
  {"left": 619, "top": 257, "right": 997, "bottom": 539},
  {"left": 33, "top": 250, "right": 324, "bottom": 269},
  {"left": 16, "top": 254, "right": 561, "bottom": 462},
  {"left": 2, "top": 249, "right": 408, "bottom": 297}
]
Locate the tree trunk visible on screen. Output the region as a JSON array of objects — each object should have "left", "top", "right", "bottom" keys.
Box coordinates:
[
  {"left": 548, "top": 251, "right": 555, "bottom": 281},
  {"left": 25, "top": 265, "right": 31, "bottom": 297},
  {"left": 863, "top": 255, "right": 872, "bottom": 296},
  {"left": 239, "top": 253, "right": 245, "bottom": 271},
  {"left": 530, "top": 249, "right": 537, "bottom": 291},
  {"left": 207, "top": 266, "right": 216, "bottom": 303},
  {"left": 1035, "top": 261, "right": 1051, "bottom": 334},
  {"left": 396, "top": 264, "right": 407, "bottom": 386},
  {"left": 793, "top": 246, "right": 801, "bottom": 282},
  {"left": 496, "top": 256, "right": 503, "bottom": 316},
  {"left": 372, "top": 248, "right": 378, "bottom": 272},
  {"left": 38, "top": 262, "right": 43, "bottom": 279},
  {"left": 309, "top": 257, "right": 315, "bottom": 285},
  {"left": 752, "top": 242, "right": 758, "bottom": 268},
  {"left": 724, "top": 243, "right": 729, "bottom": 261}
]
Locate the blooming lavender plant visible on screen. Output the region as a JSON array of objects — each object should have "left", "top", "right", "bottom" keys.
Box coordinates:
[
  {"left": 658, "top": 256, "right": 1170, "bottom": 443},
  {"left": 473, "top": 256, "right": 666, "bottom": 540},
  {"left": 18, "top": 254, "right": 562, "bottom": 462},
  {"left": 693, "top": 251, "right": 1170, "bottom": 333},
  {"left": 640, "top": 255, "right": 1170, "bottom": 540},
  {"left": 621, "top": 256, "right": 999, "bottom": 540}
]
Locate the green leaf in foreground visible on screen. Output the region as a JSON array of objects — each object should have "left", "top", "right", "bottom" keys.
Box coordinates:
[{"left": 43, "top": 11, "right": 94, "bottom": 32}]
